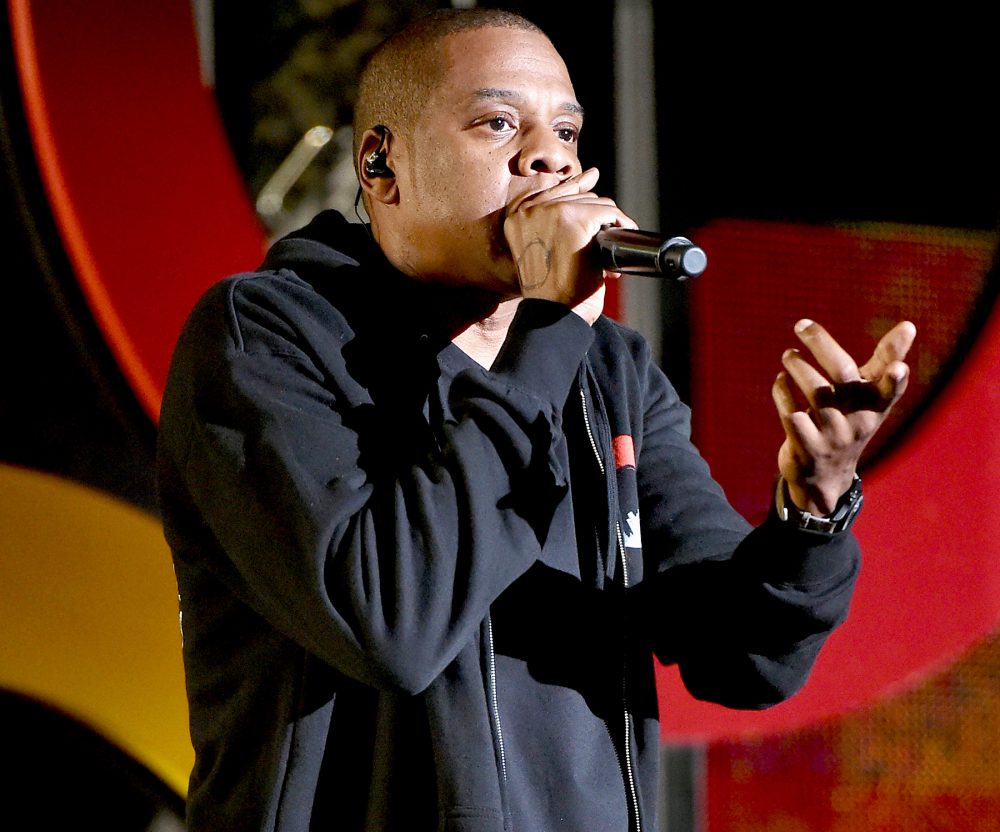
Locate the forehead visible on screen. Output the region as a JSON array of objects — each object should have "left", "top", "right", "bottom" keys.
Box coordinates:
[{"left": 431, "top": 27, "right": 578, "bottom": 110}]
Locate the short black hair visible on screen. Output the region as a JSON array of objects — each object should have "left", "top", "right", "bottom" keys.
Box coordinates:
[{"left": 352, "top": 8, "right": 546, "bottom": 165}]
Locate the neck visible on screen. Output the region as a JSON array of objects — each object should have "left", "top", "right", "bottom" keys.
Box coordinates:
[{"left": 451, "top": 297, "right": 522, "bottom": 369}]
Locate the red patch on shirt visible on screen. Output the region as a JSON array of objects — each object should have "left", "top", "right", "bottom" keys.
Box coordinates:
[{"left": 612, "top": 435, "right": 636, "bottom": 470}]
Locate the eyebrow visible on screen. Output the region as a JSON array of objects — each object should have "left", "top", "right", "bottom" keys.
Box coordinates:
[{"left": 473, "top": 87, "right": 585, "bottom": 117}]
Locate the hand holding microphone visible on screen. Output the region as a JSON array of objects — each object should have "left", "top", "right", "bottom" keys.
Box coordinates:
[
  {"left": 595, "top": 227, "right": 707, "bottom": 280},
  {"left": 504, "top": 168, "right": 706, "bottom": 325}
]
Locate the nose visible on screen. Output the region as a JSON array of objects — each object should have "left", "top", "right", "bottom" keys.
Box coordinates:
[{"left": 515, "top": 127, "right": 580, "bottom": 179}]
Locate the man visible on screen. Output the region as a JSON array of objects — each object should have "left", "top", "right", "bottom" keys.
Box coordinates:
[{"left": 157, "top": 8, "right": 915, "bottom": 831}]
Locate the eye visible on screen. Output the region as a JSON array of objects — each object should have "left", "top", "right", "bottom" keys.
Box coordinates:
[
  {"left": 486, "top": 115, "right": 514, "bottom": 132},
  {"left": 556, "top": 125, "right": 580, "bottom": 143}
]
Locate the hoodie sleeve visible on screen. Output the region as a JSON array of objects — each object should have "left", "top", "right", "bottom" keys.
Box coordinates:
[
  {"left": 157, "top": 274, "right": 594, "bottom": 696},
  {"left": 633, "top": 340, "right": 861, "bottom": 709}
]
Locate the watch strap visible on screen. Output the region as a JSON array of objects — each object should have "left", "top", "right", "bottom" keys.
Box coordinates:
[{"left": 774, "top": 474, "right": 864, "bottom": 535}]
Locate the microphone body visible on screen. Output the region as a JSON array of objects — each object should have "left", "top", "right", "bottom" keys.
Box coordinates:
[{"left": 595, "top": 228, "right": 707, "bottom": 280}]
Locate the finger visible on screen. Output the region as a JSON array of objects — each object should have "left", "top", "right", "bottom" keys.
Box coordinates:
[
  {"left": 772, "top": 371, "right": 823, "bottom": 456},
  {"left": 533, "top": 194, "right": 620, "bottom": 207},
  {"left": 771, "top": 370, "right": 797, "bottom": 417},
  {"left": 548, "top": 197, "right": 640, "bottom": 231},
  {"left": 599, "top": 214, "right": 640, "bottom": 232},
  {"left": 781, "top": 347, "right": 840, "bottom": 413},
  {"left": 575, "top": 166, "right": 601, "bottom": 193},
  {"left": 509, "top": 168, "right": 601, "bottom": 214},
  {"left": 875, "top": 358, "right": 911, "bottom": 407},
  {"left": 793, "top": 319, "right": 863, "bottom": 384},
  {"left": 528, "top": 169, "right": 601, "bottom": 203},
  {"left": 781, "top": 345, "right": 894, "bottom": 417},
  {"left": 853, "top": 321, "right": 915, "bottom": 411},
  {"left": 860, "top": 320, "right": 917, "bottom": 380}
]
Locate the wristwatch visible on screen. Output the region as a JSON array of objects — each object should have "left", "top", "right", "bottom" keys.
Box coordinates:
[{"left": 774, "top": 474, "right": 864, "bottom": 535}]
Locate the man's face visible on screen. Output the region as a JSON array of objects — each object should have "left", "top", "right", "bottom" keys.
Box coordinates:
[{"left": 382, "top": 26, "right": 584, "bottom": 293}]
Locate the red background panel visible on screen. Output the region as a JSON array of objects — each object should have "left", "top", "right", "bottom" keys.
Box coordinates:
[{"left": 10, "top": 0, "right": 268, "bottom": 419}]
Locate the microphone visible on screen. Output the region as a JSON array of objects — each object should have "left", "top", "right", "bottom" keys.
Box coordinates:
[{"left": 595, "top": 227, "right": 707, "bottom": 280}]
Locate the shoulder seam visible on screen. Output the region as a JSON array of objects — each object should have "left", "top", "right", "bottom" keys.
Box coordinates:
[{"left": 223, "top": 271, "right": 290, "bottom": 354}]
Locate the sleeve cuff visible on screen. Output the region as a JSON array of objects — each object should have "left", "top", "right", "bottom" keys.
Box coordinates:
[{"left": 490, "top": 299, "right": 595, "bottom": 405}]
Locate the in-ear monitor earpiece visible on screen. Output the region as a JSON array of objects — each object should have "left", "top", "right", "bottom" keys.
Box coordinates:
[{"left": 364, "top": 125, "right": 393, "bottom": 178}]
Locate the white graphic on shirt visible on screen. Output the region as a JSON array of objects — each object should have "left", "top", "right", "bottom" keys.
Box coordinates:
[{"left": 623, "top": 510, "right": 642, "bottom": 549}]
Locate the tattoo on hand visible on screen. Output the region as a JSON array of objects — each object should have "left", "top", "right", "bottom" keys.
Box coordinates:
[{"left": 517, "top": 238, "right": 552, "bottom": 290}]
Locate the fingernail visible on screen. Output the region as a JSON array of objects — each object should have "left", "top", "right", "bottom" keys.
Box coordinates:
[{"left": 795, "top": 319, "right": 814, "bottom": 334}]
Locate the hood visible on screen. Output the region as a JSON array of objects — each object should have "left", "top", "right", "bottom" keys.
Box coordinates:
[{"left": 260, "top": 210, "right": 386, "bottom": 275}]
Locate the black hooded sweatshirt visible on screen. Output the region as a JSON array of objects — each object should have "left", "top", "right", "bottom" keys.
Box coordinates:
[{"left": 157, "top": 211, "right": 861, "bottom": 831}]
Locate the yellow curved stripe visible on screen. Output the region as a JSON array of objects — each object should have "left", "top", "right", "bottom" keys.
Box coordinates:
[{"left": 0, "top": 463, "right": 191, "bottom": 796}]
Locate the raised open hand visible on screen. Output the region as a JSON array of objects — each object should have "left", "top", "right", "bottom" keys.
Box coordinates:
[{"left": 772, "top": 319, "right": 917, "bottom": 515}]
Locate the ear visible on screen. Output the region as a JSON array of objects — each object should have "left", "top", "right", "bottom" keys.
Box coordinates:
[{"left": 357, "top": 126, "right": 398, "bottom": 205}]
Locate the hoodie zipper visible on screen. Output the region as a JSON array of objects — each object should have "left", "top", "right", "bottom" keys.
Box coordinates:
[
  {"left": 486, "top": 614, "right": 508, "bottom": 784},
  {"left": 579, "top": 387, "right": 642, "bottom": 832}
]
